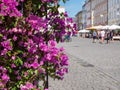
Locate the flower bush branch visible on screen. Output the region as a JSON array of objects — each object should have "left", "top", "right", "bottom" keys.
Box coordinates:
[{"left": 0, "top": 0, "right": 76, "bottom": 90}]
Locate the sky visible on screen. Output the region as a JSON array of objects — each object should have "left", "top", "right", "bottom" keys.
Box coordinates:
[{"left": 60, "top": 0, "right": 85, "bottom": 17}]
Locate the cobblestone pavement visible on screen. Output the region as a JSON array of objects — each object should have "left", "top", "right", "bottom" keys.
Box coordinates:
[
  {"left": 49, "top": 54, "right": 120, "bottom": 90},
  {"left": 49, "top": 37, "right": 120, "bottom": 90}
]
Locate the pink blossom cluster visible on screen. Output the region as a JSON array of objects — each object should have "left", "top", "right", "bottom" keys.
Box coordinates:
[
  {"left": 0, "top": 0, "right": 76, "bottom": 89},
  {"left": 0, "top": 0, "right": 22, "bottom": 17},
  {"left": 0, "top": 19, "right": 69, "bottom": 89},
  {"left": 0, "top": 66, "right": 9, "bottom": 89},
  {"left": 20, "top": 82, "right": 40, "bottom": 90},
  {"left": 27, "top": 15, "right": 48, "bottom": 31}
]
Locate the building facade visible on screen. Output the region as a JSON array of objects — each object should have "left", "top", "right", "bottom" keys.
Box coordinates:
[
  {"left": 94, "top": 0, "right": 108, "bottom": 25},
  {"left": 76, "top": 0, "right": 120, "bottom": 28},
  {"left": 75, "top": 11, "right": 83, "bottom": 30},
  {"left": 82, "top": 4, "right": 87, "bottom": 29},
  {"left": 85, "top": 0, "right": 91, "bottom": 28},
  {"left": 108, "top": 0, "right": 120, "bottom": 25}
]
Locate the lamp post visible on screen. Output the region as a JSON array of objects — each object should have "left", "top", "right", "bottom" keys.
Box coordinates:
[
  {"left": 100, "top": 14, "right": 104, "bottom": 25},
  {"left": 91, "top": 10, "right": 94, "bottom": 26}
]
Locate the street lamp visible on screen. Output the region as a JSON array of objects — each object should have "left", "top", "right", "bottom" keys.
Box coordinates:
[
  {"left": 100, "top": 14, "right": 104, "bottom": 25},
  {"left": 100, "top": 14, "right": 104, "bottom": 17},
  {"left": 91, "top": 10, "right": 94, "bottom": 26}
]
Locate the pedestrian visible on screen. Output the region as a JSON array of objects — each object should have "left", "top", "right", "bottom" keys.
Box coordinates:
[
  {"left": 106, "top": 30, "right": 110, "bottom": 44},
  {"left": 100, "top": 30, "right": 105, "bottom": 44},
  {"left": 98, "top": 30, "right": 101, "bottom": 40},
  {"left": 110, "top": 30, "right": 114, "bottom": 41},
  {"left": 92, "top": 30, "right": 97, "bottom": 43}
]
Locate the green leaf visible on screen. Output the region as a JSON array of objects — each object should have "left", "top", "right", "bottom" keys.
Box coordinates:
[
  {"left": 14, "top": 56, "right": 23, "bottom": 66},
  {"left": 0, "top": 34, "right": 3, "bottom": 37},
  {"left": 28, "top": 69, "right": 34, "bottom": 75},
  {"left": 35, "top": 69, "right": 38, "bottom": 75},
  {"left": 62, "top": 0, "right": 68, "bottom": 3},
  {"left": 11, "top": 86, "right": 17, "bottom": 90},
  {"left": 17, "top": 50, "right": 23, "bottom": 53},
  {"left": 14, "top": 18, "right": 19, "bottom": 27},
  {"left": 18, "top": 57, "right": 23, "bottom": 65},
  {"left": 7, "top": 51, "right": 11, "bottom": 56},
  {"left": 6, "top": 66, "right": 12, "bottom": 73}
]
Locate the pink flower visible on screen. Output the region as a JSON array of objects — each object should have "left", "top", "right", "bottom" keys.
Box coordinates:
[
  {"left": 24, "top": 72, "right": 28, "bottom": 77},
  {"left": 59, "top": 47, "right": 64, "bottom": 51},
  {"left": 38, "top": 68, "right": 45, "bottom": 74},
  {"left": 40, "top": 61, "right": 44, "bottom": 65},
  {"left": 46, "top": 53, "right": 51, "bottom": 60},
  {"left": 31, "top": 61, "right": 39, "bottom": 69},
  {"left": 13, "top": 35, "right": 17, "bottom": 41},
  {"left": 1, "top": 40, "right": 12, "bottom": 50},
  {"left": 11, "top": 63, "right": 16, "bottom": 68},
  {"left": 39, "top": 43, "right": 48, "bottom": 52},
  {"left": 26, "top": 82, "right": 34, "bottom": 89},
  {"left": 11, "top": 56, "right": 16, "bottom": 60},
  {"left": 17, "top": 76, "right": 21, "bottom": 80},
  {"left": 2, "top": 74, "right": 9, "bottom": 82},
  {"left": 49, "top": 40, "right": 56, "bottom": 46}
]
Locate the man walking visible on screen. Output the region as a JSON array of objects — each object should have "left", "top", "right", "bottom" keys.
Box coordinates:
[{"left": 92, "top": 30, "right": 97, "bottom": 43}]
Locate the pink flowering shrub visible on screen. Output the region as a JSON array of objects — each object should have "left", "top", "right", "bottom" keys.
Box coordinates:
[{"left": 0, "top": 0, "right": 76, "bottom": 90}]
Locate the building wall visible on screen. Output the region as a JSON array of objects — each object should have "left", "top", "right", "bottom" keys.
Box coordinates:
[
  {"left": 108, "top": 0, "right": 120, "bottom": 25},
  {"left": 75, "top": 11, "right": 83, "bottom": 30},
  {"left": 94, "top": 0, "right": 108, "bottom": 25},
  {"left": 81, "top": 0, "right": 120, "bottom": 27},
  {"left": 85, "top": 0, "right": 91, "bottom": 28},
  {"left": 82, "top": 4, "right": 87, "bottom": 29}
]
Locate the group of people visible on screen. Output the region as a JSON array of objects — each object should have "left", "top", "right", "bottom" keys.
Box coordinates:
[{"left": 92, "top": 30, "right": 113, "bottom": 44}]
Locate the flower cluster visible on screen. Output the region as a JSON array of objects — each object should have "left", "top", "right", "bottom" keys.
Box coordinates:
[
  {"left": 20, "top": 82, "right": 40, "bottom": 90},
  {"left": 0, "top": 24, "right": 69, "bottom": 89},
  {"left": 0, "top": 0, "right": 22, "bottom": 17},
  {"left": 27, "top": 15, "right": 48, "bottom": 31},
  {"left": 0, "top": 0, "right": 76, "bottom": 90},
  {"left": 0, "top": 66, "right": 9, "bottom": 89}
]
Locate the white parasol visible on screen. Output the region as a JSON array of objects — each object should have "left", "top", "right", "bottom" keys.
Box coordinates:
[
  {"left": 109, "top": 25, "right": 120, "bottom": 30},
  {"left": 78, "top": 29, "right": 90, "bottom": 33}
]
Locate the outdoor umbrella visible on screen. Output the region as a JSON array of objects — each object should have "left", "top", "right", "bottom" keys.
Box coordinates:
[
  {"left": 92, "top": 25, "right": 103, "bottom": 30},
  {"left": 101, "top": 25, "right": 110, "bottom": 30},
  {"left": 78, "top": 29, "right": 90, "bottom": 33},
  {"left": 109, "top": 24, "right": 120, "bottom": 30},
  {"left": 86, "top": 25, "right": 103, "bottom": 30}
]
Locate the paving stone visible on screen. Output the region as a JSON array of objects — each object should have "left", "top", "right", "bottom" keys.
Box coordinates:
[{"left": 49, "top": 37, "right": 120, "bottom": 90}]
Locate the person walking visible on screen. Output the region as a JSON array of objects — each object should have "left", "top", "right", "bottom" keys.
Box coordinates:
[
  {"left": 92, "top": 30, "right": 97, "bottom": 43},
  {"left": 110, "top": 30, "right": 114, "bottom": 41},
  {"left": 106, "top": 30, "right": 110, "bottom": 44},
  {"left": 98, "top": 30, "right": 101, "bottom": 40},
  {"left": 100, "top": 30, "right": 105, "bottom": 44}
]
